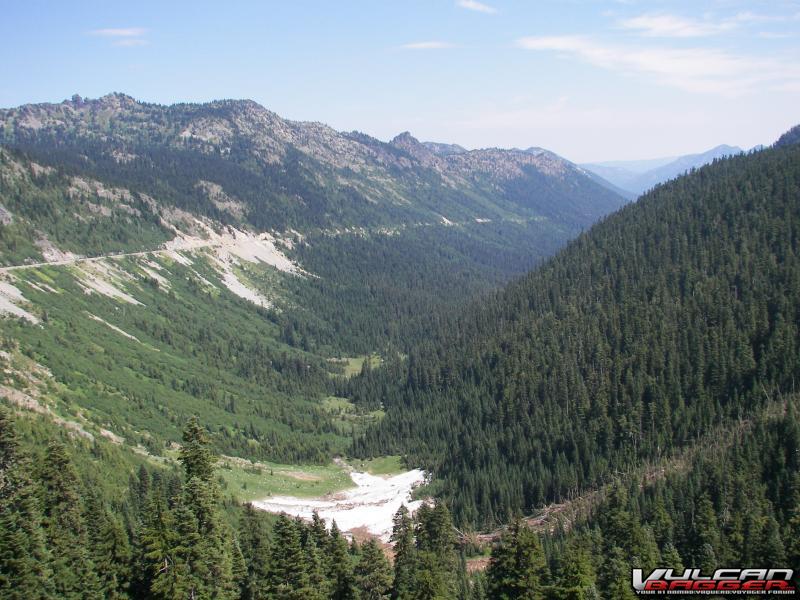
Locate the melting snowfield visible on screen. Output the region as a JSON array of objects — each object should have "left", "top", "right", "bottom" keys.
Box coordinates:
[{"left": 252, "top": 469, "right": 427, "bottom": 540}]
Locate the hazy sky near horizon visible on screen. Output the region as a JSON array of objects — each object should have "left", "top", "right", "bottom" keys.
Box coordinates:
[{"left": 1, "top": 1, "right": 798, "bottom": 162}]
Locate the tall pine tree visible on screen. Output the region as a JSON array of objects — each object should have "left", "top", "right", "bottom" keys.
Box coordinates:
[
  {"left": 38, "top": 441, "right": 102, "bottom": 600},
  {"left": 0, "top": 408, "right": 53, "bottom": 599}
]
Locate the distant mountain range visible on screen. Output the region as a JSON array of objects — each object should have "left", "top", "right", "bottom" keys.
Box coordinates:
[{"left": 582, "top": 144, "right": 746, "bottom": 196}]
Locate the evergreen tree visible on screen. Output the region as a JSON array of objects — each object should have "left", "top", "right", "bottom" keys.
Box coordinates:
[
  {"left": 86, "top": 495, "right": 132, "bottom": 599},
  {"left": 487, "top": 520, "right": 548, "bottom": 600},
  {"left": 413, "top": 550, "right": 451, "bottom": 600},
  {"left": 756, "top": 515, "right": 786, "bottom": 565},
  {"left": 555, "top": 537, "right": 597, "bottom": 599},
  {"left": 597, "top": 544, "right": 636, "bottom": 600},
  {"left": 232, "top": 538, "right": 248, "bottom": 600},
  {"left": 303, "top": 533, "right": 330, "bottom": 600},
  {"left": 238, "top": 504, "right": 272, "bottom": 600},
  {"left": 786, "top": 505, "right": 800, "bottom": 572},
  {"left": 181, "top": 476, "right": 238, "bottom": 598},
  {"left": 354, "top": 539, "right": 392, "bottom": 600},
  {"left": 660, "top": 543, "right": 684, "bottom": 572},
  {"left": 310, "top": 511, "right": 329, "bottom": 553},
  {"left": 143, "top": 418, "right": 238, "bottom": 599},
  {"left": 179, "top": 416, "right": 216, "bottom": 482},
  {"left": 0, "top": 408, "right": 53, "bottom": 599},
  {"left": 469, "top": 571, "right": 489, "bottom": 600},
  {"left": 147, "top": 500, "right": 201, "bottom": 600},
  {"left": 328, "top": 520, "right": 356, "bottom": 600},
  {"left": 415, "top": 502, "right": 458, "bottom": 598},
  {"left": 691, "top": 493, "right": 721, "bottom": 566},
  {"left": 267, "top": 514, "right": 311, "bottom": 599},
  {"left": 391, "top": 505, "right": 418, "bottom": 600},
  {"left": 38, "top": 441, "right": 102, "bottom": 599},
  {"left": 140, "top": 492, "right": 195, "bottom": 600}
]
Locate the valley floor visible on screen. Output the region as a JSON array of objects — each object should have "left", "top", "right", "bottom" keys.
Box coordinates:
[{"left": 252, "top": 461, "right": 426, "bottom": 540}]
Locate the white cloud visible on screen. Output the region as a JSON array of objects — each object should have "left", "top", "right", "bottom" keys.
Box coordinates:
[
  {"left": 457, "top": 0, "right": 497, "bottom": 14},
  {"left": 618, "top": 14, "right": 735, "bottom": 37},
  {"left": 89, "top": 27, "right": 148, "bottom": 47},
  {"left": 515, "top": 35, "right": 800, "bottom": 95},
  {"left": 89, "top": 27, "right": 147, "bottom": 38},
  {"left": 401, "top": 41, "right": 455, "bottom": 49},
  {"left": 618, "top": 10, "right": 800, "bottom": 38}
]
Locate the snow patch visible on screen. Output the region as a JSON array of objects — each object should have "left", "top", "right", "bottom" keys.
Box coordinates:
[
  {"left": 252, "top": 469, "right": 427, "bottom": 541},
  {"left": 0, "top": 385, "right": 93, "bottom": 440},
  {"left": 189, "top": 270, "right": 217, "bottom": 290},
  {"left": 27, "top": 281, "right": 59, "bottom": 294},
  {"left": 143, "top": 259, "right": 164, "bottom": 271},
  {"left": 99, "top": 427, "right": 125, "bottom": 444},
  {"left": 0, "top": 205, "right": 13, "bottom": 225}
]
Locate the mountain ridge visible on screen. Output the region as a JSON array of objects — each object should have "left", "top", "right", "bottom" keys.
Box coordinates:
[{"left": 1, "top": 93, "right": 625, "bottom": 235}]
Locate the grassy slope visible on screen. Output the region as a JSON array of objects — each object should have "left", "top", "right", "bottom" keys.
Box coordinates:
[
  {"left": 217, "top": 456, "right": 354, "bottom": 501},
  {"left": 3, "top": 252, "right": 350, "bottom": 463}
]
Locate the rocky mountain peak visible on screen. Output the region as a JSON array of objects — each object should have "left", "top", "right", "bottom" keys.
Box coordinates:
[
  {"left": 390, "top": 131, "right": 440, "bottom": 166},
  {"left": 390, "top": 131, "right": 422, "bottom": 147},
  {"left": 93, "top": 92, "right": 140, "bottom": 111}
]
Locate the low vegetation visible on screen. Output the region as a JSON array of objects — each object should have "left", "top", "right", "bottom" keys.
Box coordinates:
[{"left": 217, "top": 457, "right": 354, "bottom": 502}]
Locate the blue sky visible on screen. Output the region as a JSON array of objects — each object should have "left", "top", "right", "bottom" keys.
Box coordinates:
[{"left": 1, "top": 0, "right": 798, "bottom": 162}]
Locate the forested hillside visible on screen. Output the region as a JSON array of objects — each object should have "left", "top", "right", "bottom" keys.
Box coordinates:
[
  {"left": 495, "top": 399, "right": 800, "bottom": 598},
  {"left": 353, "top": 141, "right": 800, "bottom": 528}
]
